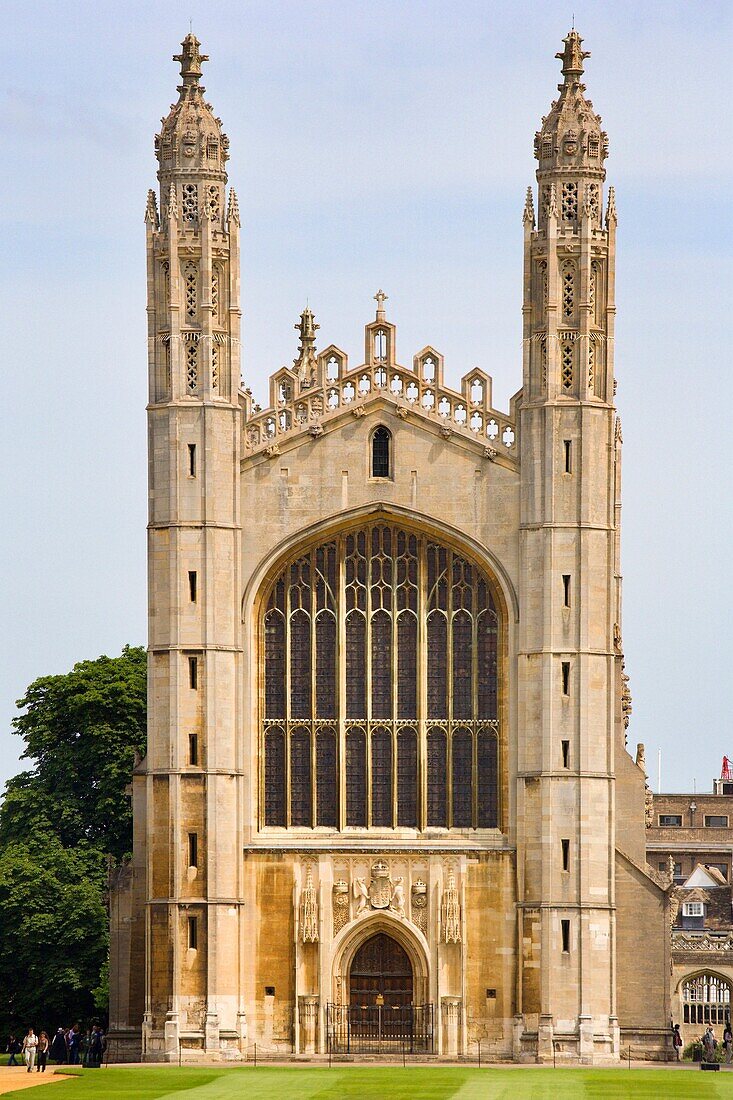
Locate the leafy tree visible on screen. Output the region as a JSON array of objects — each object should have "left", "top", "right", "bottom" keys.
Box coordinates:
[
  {"left": 0, "top": 646, "right": 146, "bottom": 1033},
  {"left": 1, "top": 646, "right": 146, "bottom": 860},
  {"left": 0, "top": 839, "right": 108, "bottom": 1029}
]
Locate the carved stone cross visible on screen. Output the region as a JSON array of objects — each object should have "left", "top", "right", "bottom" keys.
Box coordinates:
[{"left": 374, "top": 289, "right": 388, "bottom": 320}]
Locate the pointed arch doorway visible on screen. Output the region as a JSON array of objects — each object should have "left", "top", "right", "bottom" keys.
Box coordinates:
[
  {"left": 328, "top": 930, "right": 432, "bottom": 1051},
  {"left": 349, "top": 932, "right": 414, "bottom": 1009}
]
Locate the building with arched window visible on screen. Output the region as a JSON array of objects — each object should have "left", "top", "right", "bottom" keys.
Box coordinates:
[{"left": 108, "top": 29, "right": 674, "bottom": 1063}]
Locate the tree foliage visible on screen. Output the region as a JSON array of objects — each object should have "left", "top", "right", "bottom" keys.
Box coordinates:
[
  {"left": 0, "top": 840, "right": 108, "bottom": 1028},
  {"left": 1, "top": 646, "right": 146, "bottom": 861},
  {"left": 0, "top": 646, "right": 146, "bottom": 1033}
]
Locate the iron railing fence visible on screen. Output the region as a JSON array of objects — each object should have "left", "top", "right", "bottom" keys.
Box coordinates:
[{"left": 326, "top": 1003, "right": 434, "bottom": 1055}]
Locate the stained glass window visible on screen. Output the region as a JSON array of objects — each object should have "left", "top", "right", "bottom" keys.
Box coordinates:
[
  {"left": 316, "top": 728, "right": 337, "bottom": 827},
  {"left": 262, "top": 523, "right": 500, "bottom": 830},
  {"left": 371, "top": 727, "right": 393, "bottom": 827}
]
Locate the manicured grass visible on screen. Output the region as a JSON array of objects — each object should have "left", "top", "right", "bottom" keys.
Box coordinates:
[{"left": 7, "top": 1065, "right": 728, "bottom": 1099}]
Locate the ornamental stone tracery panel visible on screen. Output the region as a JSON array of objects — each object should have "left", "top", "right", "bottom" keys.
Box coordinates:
[{"left": 261, "top": 522, "right": 500, "bottom": 832}]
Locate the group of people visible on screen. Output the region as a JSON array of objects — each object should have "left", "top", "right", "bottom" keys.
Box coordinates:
[
  {"left": 701, "top": 1022, "right": 733, "bottom": 1063},
  {"left": 6, "top": 1025, "right": 106, "bottom": 1072}
]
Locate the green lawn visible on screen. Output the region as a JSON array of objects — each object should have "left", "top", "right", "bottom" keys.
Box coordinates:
[{"left": 8, "top": 1066, "right": 730, "bottom": 1099}]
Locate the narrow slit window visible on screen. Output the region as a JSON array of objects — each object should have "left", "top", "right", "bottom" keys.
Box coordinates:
[
  {"left": 563, "top": 439, "right": 572, "bottom": 473},
  {"left": 188, "top": 443, "right": 197, "bottom": 477},
  {"left": 561, "top": 838, "right": 570, "bottom": 871},
  {"left": 561, "top": 661, "right": 570, "bottom": 696},
  {"left": 372, "top": 426, "right": 391, "bottom": 478},
  {"left": 188, "top": 571, "right": 197, "bottom": 603},
  {"left": 561, "top": 740, "right": 570, "bottom": 768},
  {"left": 562, "top": 574, "right": 571, "bottom": 608},
  {"left": 189, "top": 656, "right": 198, "bottom": 691},
  {"left": 187, "top": 915, "right": 198, "bottom": 950},
  {"left": 189, "top": 734, "right": 199, "bottom": 766},
  {"left": 561, "top": 919, "right": 570, "bottom": 953},
  {"left": 188, "top": 832, "right": 198, "bottom": 868}
]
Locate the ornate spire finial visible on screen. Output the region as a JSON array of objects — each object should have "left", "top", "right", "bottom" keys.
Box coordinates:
[
  {"left": 227, "top": 188, "right": 240, "bottom": 227},
  {"left": 294, "top": 306, "right": 319, "bottom": 387},
  {"left": 523, "top": 186, "right": 535, "bottom": 227},
  {"left": 167, "top": 183, "right": 179, "bottom": 221},
  {"left": 606, "top": 186, "right": 618, "bottom": 226},
  {"left": 374, "top": 289, "right": 388, "bottom": 321},
  {"left": 145, "top": 189, "right": 159, "bottom": 228},
  {"left": 173, "top": 33, "right": 209, "bottom": 89},
  {"left": 556, "top": 29, "right": 590, "bottom": 83}
]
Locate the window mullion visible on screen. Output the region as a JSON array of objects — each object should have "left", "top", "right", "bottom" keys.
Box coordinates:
[
  {"left": 338, "top": 535, "right": 346, "bottom": 831},
  {"left": 310, "top": 550, "right": 316, "bottom": 828},
  {"left": 472, "top": 602, "right": 479, "bottom": 830},
  {"left": 418, "top": 537, "right": 427, "bottom": 830},
  {"left": 285, "top": 578, "right": 292, "bottom": 827},
  {"left": 366, "top": 538, "right": 373, "bottom": 828},
  {"left": 259, "top": 614, "right": 265, "bottom": 829},
  {"left": 447, "top": 552, "right": 454, "bottom": 829},
  {"left": 391, "top": 540, "right": 398, "bottom": 829}
]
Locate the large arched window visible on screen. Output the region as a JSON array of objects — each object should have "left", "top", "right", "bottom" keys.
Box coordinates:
[
  {"left": 261, "top": 522, "right": 500, "bottom": 830},
  {"left": 682, "top": 974, "right": 732, "bottom": 1026}
]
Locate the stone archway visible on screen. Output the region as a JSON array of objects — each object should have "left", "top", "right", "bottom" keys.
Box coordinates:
[
  {"left": 349, "top": 932, "right": 414, "bottom": 1008},
  {"left": 328, "top": 912, "right": 434, "bottom": 1052},
  {"left": 331, "top": 910, "right": 430, "bottom": 1007}
]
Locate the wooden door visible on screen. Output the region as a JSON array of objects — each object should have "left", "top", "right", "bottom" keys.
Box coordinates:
[{"left": 349, "top": 933, "right": 413, "bottom": 1008}]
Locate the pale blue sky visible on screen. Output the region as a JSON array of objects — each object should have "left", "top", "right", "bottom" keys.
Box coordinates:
[{"left": 2, "top": 0, "right": 731, "bottom": 793}]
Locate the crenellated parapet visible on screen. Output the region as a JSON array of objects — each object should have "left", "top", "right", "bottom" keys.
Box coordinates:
[{"left": 241, "top": 295, "right": 519, "bottom": 463}]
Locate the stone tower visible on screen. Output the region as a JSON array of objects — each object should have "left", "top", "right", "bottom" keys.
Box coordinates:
[
  {"left": 142, "top": 34, "right": 245, "bottom": 1058},
  {"left": 517, "top": 31, "right": 620, "bottom": 1060}
]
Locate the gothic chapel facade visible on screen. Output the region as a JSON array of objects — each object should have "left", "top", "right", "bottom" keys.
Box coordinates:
[{"left": 110, "top": 30, "right": 674, "bottom": 1062}]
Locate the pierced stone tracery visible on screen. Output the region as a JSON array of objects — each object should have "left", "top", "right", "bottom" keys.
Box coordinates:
[
  {"left": 186, "top": 341, "right": 198, "bottom": 392},
  {"left": 562, "top": 262, "right": 576, "bottom": 321},
  {"left": 561, "top": 181, "right": 578, "bottom": 222},
  {"left": 211, "top": 267, "right": 220, "bottom": 322},
  {"left": 561, "top": 340, "right": 574, "bottom": 391},
  {"left": 262, "top": 523, "right": 500, "bottom": 832},
  {"left": 187, "top": 345, "right": 198, "bottom": 398},
  {"left": 182, "top": 183, "right": 198, "bottom": 226},
  {"left": 185, "top": 262, "right": 198, "bottom": 321}
]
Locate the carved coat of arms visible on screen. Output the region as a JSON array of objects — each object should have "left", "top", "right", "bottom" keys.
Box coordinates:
[{"left": 369, "top": 859, "right": 392, "bottom": 909}]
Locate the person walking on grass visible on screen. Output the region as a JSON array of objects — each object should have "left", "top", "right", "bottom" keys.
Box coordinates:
[
  {"left": 703, "top": 1025, "right": 716, "bottom": 1061},
  {"left": 22, "top": 1028, "right": 38, "bottom": 1073},
  {"left": 6, "top": 1035, "right": 21, "bottom": 1066},
  {"left": 724, "top": 1021, "right": 733, "bottom": 1064},
  {"left": 36, "top": 1032, "right": 49, "bottom": 1072}
]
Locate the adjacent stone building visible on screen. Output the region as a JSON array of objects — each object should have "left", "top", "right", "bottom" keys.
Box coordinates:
[
  {"left": 649, "top": 790, "right": 733, "bottom": 885},
  {"left": 109, "top": 29, "right": 673, "bottom": 1063},
  {"left": 647, "top": 787, "right": 733, "bottom": 1044}
]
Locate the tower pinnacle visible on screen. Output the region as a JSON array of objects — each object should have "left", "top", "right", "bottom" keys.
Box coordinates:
[
  {"left": 174, "top": 33, "right": 209, "bottom": 89},
  {"left": 533, "top": 30, "right": 608, "bottom": 229},
  {"left": 293, "top": 307, "right": 319, "bottom": 386},
  {"left": 155, "top": 34, "right": 229, "bottom": 191},
  {"left": 555, "top": 29, "right": 590, "bottom": 83}
]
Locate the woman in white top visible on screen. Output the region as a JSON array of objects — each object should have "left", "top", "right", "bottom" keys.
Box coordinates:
[{"left": 22, "top": 1028, "right": 38, "bottom": 1073}]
